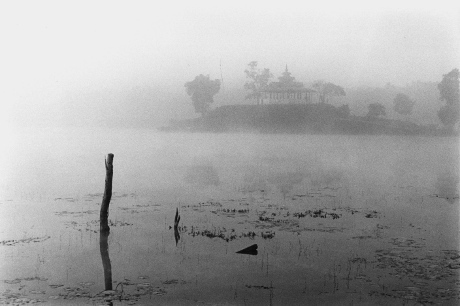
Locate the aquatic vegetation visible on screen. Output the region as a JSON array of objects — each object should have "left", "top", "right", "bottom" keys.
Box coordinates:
[
  {"left": 183, "top": 226, "right": 275, "bottom": 242},
  {"left": 260, "top": 231, "right": 275, "bottom": 239},
  {"left": 162, "top": 279, "right": 186, "bottom": 285},
  {"left": 55, "top": 210, "right": 98, "bottom": 217},
  {"left": 245, "top": 284, "right": 273, "bottom": 290},
  {"left": 218, "top": 208, "right": 250, "bottom": 213},
  {"left": 64, "top": 219, "right": 132, "bottom": 233},
  {"left": 292, "top": 209, "right": 341, "bottom": 219},
  {"left": 373, "top": 239, "right": 460, "bottom": 304},
  {"left": 240, "top": 231, "right": 257, "bottom": 239},
  {"left": 187, "top": 226, "right": 238, "bottom": 242},
  {"left": 364, "top": 210, "right": 379, "bottom": 218},
  {"left": 0, "top": 291, "right": 44, "bottom": 305},
  {"left": 0, "top": 236, "right": 50, "bottom": 246}
]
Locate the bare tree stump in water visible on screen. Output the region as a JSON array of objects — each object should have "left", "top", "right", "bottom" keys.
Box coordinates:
[
  {"left": 100, "top": 153, "right": 114, "bottom": 232},
  {"left": 100, "top": 229, "right": 112, "bottom": 290}
]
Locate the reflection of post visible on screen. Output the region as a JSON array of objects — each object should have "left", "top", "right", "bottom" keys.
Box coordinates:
[
  {"left": 100, "top": 229, "right": 113, "bottom": 290},
  {"left": 174, "top": 226, "right": 180, "bottom": 246},
  {"left": 100, "top": 154, "right": 114, "bottom": 232},
  {"left": 174, "top": 208, "right": 180, "bottom": 245}
]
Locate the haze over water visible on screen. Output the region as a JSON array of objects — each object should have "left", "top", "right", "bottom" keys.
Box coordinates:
[
  {"left": 1, "top": 2, "right": 460, "bottom": 305},
  {"left": 1, "top": 127, "right": 459, "bottom": 305}
]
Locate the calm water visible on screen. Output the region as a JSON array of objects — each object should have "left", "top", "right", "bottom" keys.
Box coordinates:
[{"left": 0, "top": 127, "right": 459, "bottom": 305}]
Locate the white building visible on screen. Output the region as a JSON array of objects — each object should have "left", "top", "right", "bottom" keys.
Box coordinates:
[{"left": 259, "top": 66, "right": 319, "bottom": 104}]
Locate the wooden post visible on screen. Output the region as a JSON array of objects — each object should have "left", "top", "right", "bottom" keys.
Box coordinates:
[
  {"left": 100, "top": 229, "right": 113, "bottom": 290},
  {"left": 100, "top": 153, "right": 114, "bottom": 232}
]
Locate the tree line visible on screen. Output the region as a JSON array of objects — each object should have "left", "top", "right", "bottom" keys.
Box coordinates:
[{"left": 184, "top": 63, "right": 459, "bottom": 131}]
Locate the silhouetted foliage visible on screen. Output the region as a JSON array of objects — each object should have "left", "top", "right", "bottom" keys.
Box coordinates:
[
  {"left": 244, "top": 61, "right": 273, "bottom": 105},
  {"left": 337, "top": 104, "right": 351, "bottom": 118},
  {"left": 393, "top": 93, "right": 415, "bottom": 116},
  {"left": 185, "top": 74, "right": 221, "bottom": 116},
  {"left": 438, "top": 69, "right": 459, "bottom": 106},
  {"left": 166, "top": 103, "right": 456, "bottom": 136},
  {"left": 312, "top": 81, "right": 346, "bottom": 103},
  {"left": 437, "top": 69, "right": 459, "bottom": 129},
  {"left": 437, "top": 104, "right": 459, "bottom": 129},
  {"left": 367, "top": 103, "right": 386, "bottom": 117}
]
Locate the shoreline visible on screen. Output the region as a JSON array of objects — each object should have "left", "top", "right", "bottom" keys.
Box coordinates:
[{"left": 161, "top": 104, "right": 458, "bottom": 137}]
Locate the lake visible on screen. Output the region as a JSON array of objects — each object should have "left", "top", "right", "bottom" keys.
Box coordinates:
[{"left": 0, "top": 127, "right": 459, "bottom": 305}]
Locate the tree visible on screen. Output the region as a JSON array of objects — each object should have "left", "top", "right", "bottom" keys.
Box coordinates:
[
  {"left": 312, "top": 81, "right": 346, "bottom": 103},
  {"left": 393, "top": 93, "right": 415, "bottom": 116},
  {"left": 438, "top": 68, "right": 459, "bottom": 106},
  {"left": 244, "top": 61, "right": 273, "bottom": 105},
  {"left": 185, "top": 74, "right": 221, "bottom": 116},
  {"left": 367, "top": 103, "right": 386, "bottom": 117},
  {"left": 438, "top": 104, "right": 459, "bottom": 128},
  {"left": 437, "top": 68, "right": 459, "bottom": 129},
  {"left": 337, "top": 104, "right": 350, "bottom": 118}
]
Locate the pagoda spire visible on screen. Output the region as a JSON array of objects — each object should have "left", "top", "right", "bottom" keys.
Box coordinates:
[{"left": 285, "top": 64, "right": 288, "bottom": 72}]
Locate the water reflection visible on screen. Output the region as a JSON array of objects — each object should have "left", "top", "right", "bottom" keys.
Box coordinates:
[
  {"left": 267, "top": 171, "right": 305, "bottom": 199},
  {"left": 435, "top": 172, "right": 459, "bottom": 204},
  {"left": 174, "top": 226, "right": 180, "bottom": 245},
  {"left": 242, "top": 167, "right": 268, "bottom": 193},
  {"left": 174, "top": 208, "right": 181, "bottom": 245},
  {"left": 99, "top": 228, "right": 113, "bottom": 305},
  {"left": 184, "top": 164, "right": 220, "bottom": 186},
  {"left": 310, "top": 168, "right": 344, "bottom": 188}
]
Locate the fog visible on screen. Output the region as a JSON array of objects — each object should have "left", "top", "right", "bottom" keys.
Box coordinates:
[
  {"left": 1, "top": 2, "right": 459, "bottom": 129},
  {"left": 1, "top": 4, "right": 459, "bottom": 302}
]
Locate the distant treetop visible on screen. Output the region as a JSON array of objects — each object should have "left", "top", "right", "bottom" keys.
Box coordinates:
[
  {"left": 185, "top": 74, "right": 221, "bottom": 116},
  {"left": 437, "top": 68, "right": 459, "bottom": 129},
  {"left": 244, "top": 61, "right": 273, "bottom": 105}
]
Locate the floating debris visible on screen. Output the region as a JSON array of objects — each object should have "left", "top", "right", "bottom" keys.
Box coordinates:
[{"left": 236, "top": 244, "right": 258, "bottom": 255}]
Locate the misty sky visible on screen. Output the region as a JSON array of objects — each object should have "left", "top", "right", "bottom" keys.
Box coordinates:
[{"left": 1, "top": 1, "right": 459, "bottom": 127}]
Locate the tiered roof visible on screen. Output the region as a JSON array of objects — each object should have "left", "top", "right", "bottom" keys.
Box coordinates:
[{"left": 261, "top": 65, "right": 315, "bottom": 92}]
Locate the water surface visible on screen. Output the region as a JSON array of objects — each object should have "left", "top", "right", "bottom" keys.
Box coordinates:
[{"left": 1, "top": 127, "right": 459, "bottom": 305}]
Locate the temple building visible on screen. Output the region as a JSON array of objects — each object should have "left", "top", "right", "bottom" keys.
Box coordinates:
[{"left": 259, "top": 66, "right": 318, "bottom": 104}]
